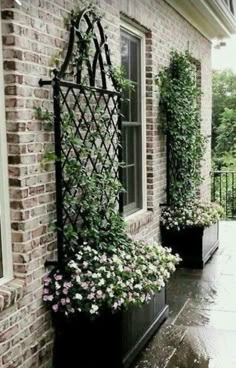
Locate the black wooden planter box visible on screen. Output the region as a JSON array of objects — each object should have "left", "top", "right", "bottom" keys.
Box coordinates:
[
  {"left": 161, "top": 222, "right": 219, "bottom": 269},
  {"left": 53, "top": 288, "right": 168, "bottom": 368}
]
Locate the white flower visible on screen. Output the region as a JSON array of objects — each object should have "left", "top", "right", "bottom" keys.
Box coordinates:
[
  {"left": 74, "top": 293, "right": 83, "bottom": 300},
  {"left": 76, "top": 275, "right": 81, "bottom": 283},
  {"left": 90, "top": 304, "right": 99, "bottom": 314},
  {"left": 88, "top": 293, "right": 95, "bottom": 300},
  {"left": 118, "top": 265, "right": 123, "bottom": 272},
  {"left": 98, "top": 278, "right": 105, "bottom": 286},
  {"left": 68, "top": 260, "right": 77, "bottom": 269}
]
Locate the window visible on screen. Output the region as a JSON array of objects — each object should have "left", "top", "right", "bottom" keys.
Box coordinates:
[
  {"left": 120, "top": 24, "right": 146, "bottom": 216},
  {"left": 0, "top": 16, "right": 13, "bottom": 283}
]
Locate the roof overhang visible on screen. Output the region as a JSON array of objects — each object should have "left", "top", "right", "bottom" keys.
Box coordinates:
[{"left": 166, "top": 0, "right": 236, "bottom": 40}]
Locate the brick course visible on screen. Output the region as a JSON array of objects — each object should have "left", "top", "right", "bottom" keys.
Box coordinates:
[{"left": 0, "top": 0, "right": 212, "bottom": 366}]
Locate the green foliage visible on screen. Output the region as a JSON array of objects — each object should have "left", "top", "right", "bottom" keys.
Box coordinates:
[
  {"left": 156, "top": 50, "right": 206, "bottom": 205},
  {"left": 108, "top": 65, "right": 135, "bottom": 92},
  {"left": 211, "top": 70, "right": 236, "bottom": 216},
  {"left": 41, "top": 7, "right": 180, "bottom": 317},
  {"left": 214, "top": 108, "right": 236, "bottom": 158},
  {"left": 212, "top": 69, "right": 236, "bottom": 157}
]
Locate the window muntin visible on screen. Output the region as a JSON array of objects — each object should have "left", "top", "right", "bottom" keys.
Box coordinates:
[{"left": 121, "top": 28, "right": 144, "bottom": 216}]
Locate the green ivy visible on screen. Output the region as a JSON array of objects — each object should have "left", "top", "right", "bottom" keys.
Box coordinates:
[
  {"left": 36, "top": 36, "right": 132, "bottom": 261},
  {"left": 156, "top": 50, "right": 206, "bottom": 206}
]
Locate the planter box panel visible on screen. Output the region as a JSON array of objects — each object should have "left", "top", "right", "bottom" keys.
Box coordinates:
[
  {"left": 202, "top": 222, "right": 219, "bottom": 263},
  {"left": 122, "top": 288, "right": 168, "bottom": 368},
  {"left": 161, "top": 222, "right": 219, "bottom": 269},
  {"left": 53, "top": 288, "right": 168, "bottom": 368}
]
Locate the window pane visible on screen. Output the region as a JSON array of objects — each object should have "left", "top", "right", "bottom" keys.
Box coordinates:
[
  {"left": 122, "top": 127, "right": 127, "bottom": 164},
  {"left": 121, "top": 28, "right": 143, "bottom": 215},
  {"left": 123, "top": 167, "right": 128, "bottom": 206},
  {"left": 130, "top": 40, "right": 138, "bottom": 82},
  {"left": 131, "top": 86, "right": 138, "bottom": 122},
  {"left": 127, "top": 166, "right": 135, "bottom": 204},
  {"left": 121, "top": 36, "right": 129, "bottom": 78},
  {"left": 126, "top": 127, "right": 135, "bottom": 165},
  {"left": 121, "top": 89, "right": 130, "bottom": 122},
  {"left": 121, "top": 35, "right": 130, "bottom": 121}
]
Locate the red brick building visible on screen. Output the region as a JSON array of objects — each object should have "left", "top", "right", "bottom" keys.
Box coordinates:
[{"left": 0, "top": 0, "right": 236, "bottom": 366}]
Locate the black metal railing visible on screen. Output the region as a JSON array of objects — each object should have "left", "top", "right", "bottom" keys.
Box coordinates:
[{"left": 211, "top": 171, "right": 236, "bottom": 218}]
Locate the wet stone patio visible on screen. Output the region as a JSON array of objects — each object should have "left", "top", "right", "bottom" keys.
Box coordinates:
[{"left": 133, "top": 221, "right": 236, "bottom": 368}]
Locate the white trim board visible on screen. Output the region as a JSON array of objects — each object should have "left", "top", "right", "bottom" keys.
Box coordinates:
[
  {"left": 0, "top": 3, "right": 13, "bottom": 285},
  {"left": 120, "top": 21, "right": 147, "bottom": 217}
]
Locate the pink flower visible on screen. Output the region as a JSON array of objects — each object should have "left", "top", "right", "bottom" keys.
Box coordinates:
[
  {"left": 81, "top": 282, "right": 89, "bottom": 290},
  {"left": 43, "top": 288, "right": 49, "bottom": 294},
  {"left": 55, "top": 275, "right": 63, "bottom": 281},
  {"left": 52, "top": 304, "right": 59, "bottom": 312},
  {"left": 43, "top": 295, "right": 48, "bottom": 301},
  {"left": 63, "top": 282, "right": 72, "bottom": 289},
  {"left": 47, "top": 295, "right": 53, "bottom": 301},
  {"left": 62, "top": 288, "right": 68, "bottom": 295},
  {"left": 61, "top": 298, "right": 66, "bottom": 305},
  {"left": 124, "top": 267, "right": 131, "bottom": 272},
  {"left": 66, "top": 298, "right": 70, "bottom": 304},
  {"left": 96, "top": 290, "right": 103, "bottom": 299},
  {"left": 44, "top": 277, "right": 51, "bottom": 283}
]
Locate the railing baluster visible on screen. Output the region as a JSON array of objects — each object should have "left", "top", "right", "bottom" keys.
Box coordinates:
[
  {"left": 211, "top": 170, "right": 236, "bottom": 219},
  {"left": 226, "top": 172, "right": 228, "bottom": 217},
  {"left": 220, "top": 173, "right": 222, "bottom": 205},
  {"left": 233, "top": 172, "right": 235, "bottom": 217},
  {"left": 213, "top": 173, "right": 216, "bottom": 202}
]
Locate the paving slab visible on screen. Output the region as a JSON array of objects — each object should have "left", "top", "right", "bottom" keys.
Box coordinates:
[
  {"left": 166, "top": 327, "right": 236, "bottom": 368},
  {"left": 133, "top": 221, "right": 236, "bottom": 368}
]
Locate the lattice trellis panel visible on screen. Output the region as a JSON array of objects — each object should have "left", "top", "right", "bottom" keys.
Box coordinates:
[{"left": 39, "top": 8, "right": 121, "bottom": 269}]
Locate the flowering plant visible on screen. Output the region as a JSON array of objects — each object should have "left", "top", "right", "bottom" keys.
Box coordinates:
[
  {"left": 43, "top": 239, "right": 180, "bottom": 316},
  {"left": 160, "top": 201, "right": 224, "bottom": 231},
  {"left": 40, "top": 30, "right": 180, "bottom": 318}
]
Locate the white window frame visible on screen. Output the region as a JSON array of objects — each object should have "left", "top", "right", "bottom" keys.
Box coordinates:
[
  {"left": 120, "top": 20, "right": 147, "bottom": 219},
  {"left": 0, "top": 11, "right": 13, "bottom": 285}
]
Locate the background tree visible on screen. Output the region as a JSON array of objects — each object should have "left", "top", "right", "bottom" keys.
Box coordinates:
[{"left": 212, "top": 69, "right": 236, "bottom": 169}]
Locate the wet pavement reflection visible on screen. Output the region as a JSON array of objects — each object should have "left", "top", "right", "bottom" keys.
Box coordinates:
[{"left": 133, "top": 221, "right": 236, "bottom": 368}]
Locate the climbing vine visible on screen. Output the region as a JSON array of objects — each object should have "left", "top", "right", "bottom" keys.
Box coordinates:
[
  {"left": 157, "top": 50, "right": 206, "bottom": 206},
  {"left": 40, "top": 7, "right": 180, "bottom": 316}
]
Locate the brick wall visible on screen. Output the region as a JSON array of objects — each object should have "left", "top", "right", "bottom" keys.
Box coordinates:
[{"left": 0, "top": 0, "right": 212, "bottom": 366}]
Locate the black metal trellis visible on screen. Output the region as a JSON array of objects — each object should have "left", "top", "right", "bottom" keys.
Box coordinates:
[{"left": 39, "top": 8, "right": 122, "bottom": 270}]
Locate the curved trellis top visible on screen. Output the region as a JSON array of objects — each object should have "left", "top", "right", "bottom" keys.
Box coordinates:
[
  {"left": 55, "top": 8, "right": 119, "bottom": 92},
  {"left": 39, "top": 7, "right": 122, "bottom": 269}
]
